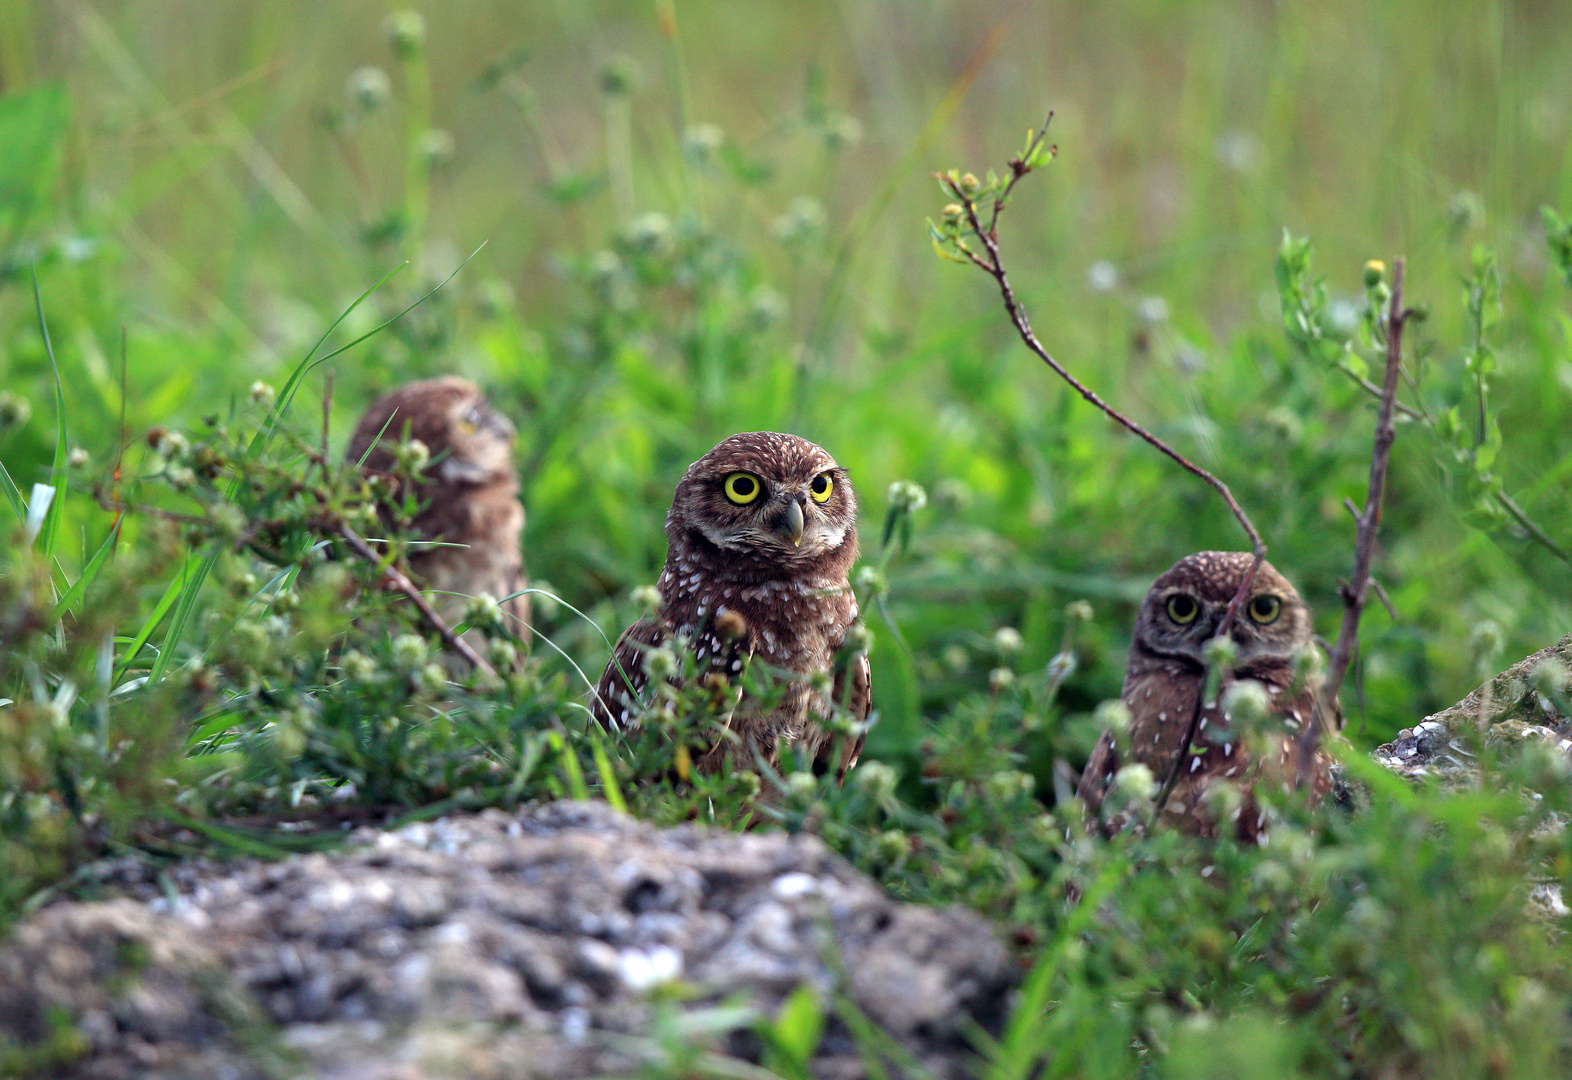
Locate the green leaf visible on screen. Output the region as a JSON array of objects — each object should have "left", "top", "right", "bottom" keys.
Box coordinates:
[
  {"left": 114, "top": 549, "right": 206, "bottom": 684},
  {"left": 149, "top": 545, "right": 221, "bottom": 685},
  {"left": 764, "top": 985, "right": 824, "bottom": 1078},
  {"left": 1544, "top": 205, "right": 1572, "bottom": 286},
  {"left": 588, "top": 727, "right": 626, "bottom": 812},
  {"left": 0, "top": 457, "right": 25, "bottom": 524}
]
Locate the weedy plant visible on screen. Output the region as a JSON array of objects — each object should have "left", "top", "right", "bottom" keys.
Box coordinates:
[
  {"left": 918, "top": 113, "right": 1572, "bottom": 1075},
  {"left": 6, "top": 43, "right": 1572, "bottom": 1073}
]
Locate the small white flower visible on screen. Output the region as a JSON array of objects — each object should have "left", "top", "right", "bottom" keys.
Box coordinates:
[
  {"left": 1113, "top": 763, "right": 1156, "bottom": 801},
  {"left": 993, "top": 627, "right": 1024, "bottom": 655},
  {"left": 1087, "top": 260, "right": 1119, "bottom": 294},
  {"left": 391, "top": 633, "right": 428, "bottom": 673}
]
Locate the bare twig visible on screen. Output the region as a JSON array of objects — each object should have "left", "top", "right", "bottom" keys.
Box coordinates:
[
  {"left": 1324, "top": 257, "right": 1408, "bottom": 707},
  {"left": 1343, "top": 364, "right": 1422, "bottom": 420},
  {"left": 320, "top": 369, "right": 335, "bottom": 482},
  {"left": 336, "top": 522, "right": 500, "bottom": 685},
  {"left": 1369, "top": 577, "right": 1397, "bottom": 621},
  {"left": 935, "top": 114, "right": 1268, "bottom": 821},
  {"left": 1496, "top": 490, "right": 1572, "bottom": 563},
  {"left": 938, "top": 118, "right": 1264, "bottom": 571}
]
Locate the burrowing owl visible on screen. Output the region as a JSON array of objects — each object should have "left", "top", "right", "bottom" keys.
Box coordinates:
[
  {"left": 346, "top": 376, "right": 528, "bottom": 635},
  {"left": 591, "top": 432, "right": 870, "bottom": 778},
  {"left": 1077, "top": 551, "right": 1339, "bottom": 841}
]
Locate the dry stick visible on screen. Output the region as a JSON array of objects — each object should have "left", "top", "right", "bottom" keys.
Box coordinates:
[
  {"left": 942, "top": 120, "right": 1266, "bottom": 821},
  {"left": 320, "top": 369, "right": 335, "bottom": 481},
  {"left": 335, "top": 522, "right": 500, "bottom": 685},
  {"left": 1323, "top": 257, "right": 1408, "bottom": 708}
]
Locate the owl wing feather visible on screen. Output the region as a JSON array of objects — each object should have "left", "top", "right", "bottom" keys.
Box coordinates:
[
  {"left": 592, "top": 614, "right": 758, "bottom": 762},
  {"left": 591, "top": 618, "right": 667, "bottom": 731},
  {"left": 1076, "top": 730, "right": 1123, "bottom": 835},
  {"left": 817, "top": 650, "right": 871, "bottom": 781}
]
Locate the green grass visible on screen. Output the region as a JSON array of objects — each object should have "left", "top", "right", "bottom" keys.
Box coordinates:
[{"left": 3, "top": 1, "right": 1572, "bottom": 1075}]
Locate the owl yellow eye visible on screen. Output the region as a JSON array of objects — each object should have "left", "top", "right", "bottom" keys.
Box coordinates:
[
  {"left": 810, "top": 472, "right": 834, "bottom": 503},
  {"left": 1165, "top": 594, "right": 1199, "bottom": 624},
  {"left": 1248, "top": 595, "right": 1282, "bottom": 624},
  {"left": 723, "top": 472, "right": 762, "bottom": 505}
]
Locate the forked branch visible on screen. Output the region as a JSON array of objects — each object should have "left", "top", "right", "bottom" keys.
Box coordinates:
[
  {"left": 932, "top": 113, "right": 1268, "bottom": 821},
  {"left": 933, "top": 114, "right": 1265, "bottom": 573},
  {"left": 1323, "top": 257, "right": 1409, "bottom": 707}
]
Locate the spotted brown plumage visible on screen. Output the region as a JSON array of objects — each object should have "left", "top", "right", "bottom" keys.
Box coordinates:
[
  {"left": 346, "top": 376, "right": 528, "bottom": 636},
  {"left": 591, "top": 432, "right": 870, "bottom": 778},
  {"left": 1077, "top": 551, "right": 1341, "bottom": 841}
]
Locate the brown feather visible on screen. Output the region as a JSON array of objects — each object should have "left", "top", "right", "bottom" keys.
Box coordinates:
[
  {"left": 346, "top": 377, "right": 528, "bottom": 638},
  {"left": 1078, "top": 551, "right": 1340, "bottom": 841},
  {"left": 591, "top": 433, "right": 870, "bottom": 779}
]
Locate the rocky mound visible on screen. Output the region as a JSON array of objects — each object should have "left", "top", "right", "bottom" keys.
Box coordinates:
[
  {"left": 0, "top": 802, "right": 1013, "bottom": 1079},
  {"left": 1374, "top": 634, "right": 1572, "bottom": 779}
]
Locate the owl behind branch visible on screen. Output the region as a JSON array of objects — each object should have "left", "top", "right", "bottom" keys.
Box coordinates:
[
  {"left": 591, "top": 432, "right": 871, "bottom": 781},
  {"left": 1077, "top": 551, "right": 1341, "bottom": 842},
  {"left": 346, "top": 376, "right": 529, "bottom": 640}
]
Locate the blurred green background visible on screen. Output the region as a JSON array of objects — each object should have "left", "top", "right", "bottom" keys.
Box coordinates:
[{"left": 2, "top": 0, "right": 1571, "bottom": 753}]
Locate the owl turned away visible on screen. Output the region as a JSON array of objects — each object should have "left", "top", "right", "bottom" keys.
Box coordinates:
[
  {"left": 591, "top": 432, "right": 871, "bottom": 779},
  {"left": 346, "top": 376, "right": 529, "bottom": 636}
]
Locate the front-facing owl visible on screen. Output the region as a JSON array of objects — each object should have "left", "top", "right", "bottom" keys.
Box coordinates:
[
  {"left": 591, "top": 432, "right": 870, "bottom": 778},
  {"left": 1077, "top": 551, "right": 1340, "bottom": 841}
]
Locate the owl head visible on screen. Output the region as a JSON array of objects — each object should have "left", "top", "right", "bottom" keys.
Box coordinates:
[
  {"left": 667, "top": 432, "right": 858, "bottom": 574},
  {"left": 347, "top": 376, "right": 515, "bottom": 485},
  {"left": 1131, "top": 551, "right": 1313, "bottom": 672}
]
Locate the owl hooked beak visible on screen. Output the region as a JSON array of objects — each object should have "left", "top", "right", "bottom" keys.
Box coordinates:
[{"left": 777, "top": 498, "right": 805, "bottom": 546}]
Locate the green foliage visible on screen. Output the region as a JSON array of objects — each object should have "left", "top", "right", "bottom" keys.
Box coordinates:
[
  {"left": 1546, "top": 207, "right": 1572, "bottom": 288},
  {"left": 4, "top": 6, "right": 1572, "bottom": 1076},
  {"left": 1275, "top": 232, "right": 1565, "bottom": 558}
]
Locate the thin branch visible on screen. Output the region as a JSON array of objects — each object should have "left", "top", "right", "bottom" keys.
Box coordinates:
[
  {"left": 336, "top": 522, "right": 500, "bottom": 686},
  {"left": 935, "top": 114, "right": 1269, "bottom": 823},
  {"left": 1369, "top": 576, "right": 1397, "bottom": 621},
  {"left": 940, "top": 166, "right": 1263, "bottom": 568},
  {"left": 1324, "top": 257, "right": 1408, "bottom": 708},
  {"left": 1342, "top": 363, "right": 1422, "bottom": 420},
  {"left": 1496, "top": 490, "right": 1572, "bottom": 564},
  {"left": 320, "top": 368, "right": 335, "bottom": 483}
]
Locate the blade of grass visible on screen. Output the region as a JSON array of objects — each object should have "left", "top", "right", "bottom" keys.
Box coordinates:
[
  {"left": 984, "top": 858, "right": 1128, "bottom": 1080},
  {"left": 163, "top": 809, "right": 343, "bottom": 855},
  {"left": 148, "top": 545, "right": 219, "bottom": 684},
  {"left": 46, "top": 515, "right": 123, "bottom": 621},
  {"left": 547, "top": 728, "right": 590, "bottom": 799},
  {"left": 588, "top": 726, "right": 627, "bottom": 812},
  {"left": 113, "top": 548, "right": 205, "bottom": 683},
  {"left": 247, "top": 261, "right": 409, "bottom": 462},
  {"left": 185, "top": 713, "right": 242, "bottom": 748},
  {"left": 0, "top": 457, "right": 24, "bottom": 523},
  {"left": 31, "top": 270, "right": 68, "bottom": 562},
  {"left": 253, "top": 243, "right": 487, "bottom": 458}
]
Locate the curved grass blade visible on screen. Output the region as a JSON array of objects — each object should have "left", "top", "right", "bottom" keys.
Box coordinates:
[
  {"left": 0, "top": 458, "right": 24, "bottom": 523},
  {"left": 46, "top": 515, "right": 122, "bottom": 621},
  {"left": 148, "top": 544, "right": 219, "bottom": 684},
  {"left": 250, "top": 243, "right": 487, "bottom": 459},
  {"left": 113, "top": 548, "right": 205, "bottom": 683},
  {"left": 31, "top": 269, "right": 68, "bottom": 562}
]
